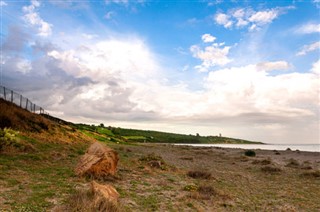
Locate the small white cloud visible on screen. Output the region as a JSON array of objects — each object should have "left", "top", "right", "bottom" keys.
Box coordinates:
[
  {"left": 248, "top": 9, "right": 278, "bottom": 25},
  {"left": 105, "top": 11, "right": 116, "bottom": 20},
  {"left": 105, "top": 0, "right": 129, "bottom": 4},
  {"left": 22, "top": 0, "right": 52, "bottom": 37},
  {"left": 214, "top": 13, "right": 233, "bottom": 28},
  {"left": 256, "top": 61, "right": 290, "bottom": 72},
  {"left": 0, "top": 1, "right": 7, "bottom": 6},
  {"left": 81, "top": 33, "right": 98, "bottom": 40},
  {"left": 214, "top": 6, "right": 293, "bottom": 31},
  {"left": 296, "top": 41, "right": 320, "bottom": 56},
  {"left": 190, "top": 36, "right": 232, "bottom": 72},
  {"left": 296, "top": 23, "right": 320, "bottom": 34},
  {"left": 201, "top": 34, "right": 216, "bottom": 43}
]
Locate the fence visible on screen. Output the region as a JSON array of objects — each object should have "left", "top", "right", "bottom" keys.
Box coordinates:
[{"left": 0, "top": 85, "right": 47, "bottom": 115}]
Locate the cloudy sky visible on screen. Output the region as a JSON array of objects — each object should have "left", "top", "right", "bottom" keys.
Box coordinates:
[{"left": 1, "top": 0, "right": 319, "bottom": 144}]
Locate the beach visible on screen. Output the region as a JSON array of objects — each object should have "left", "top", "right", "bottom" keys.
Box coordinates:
[{"left": 110, "top": 143, "right": 320, "bottom": 211}]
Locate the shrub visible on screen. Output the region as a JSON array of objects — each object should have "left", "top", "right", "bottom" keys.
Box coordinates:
[
  {"left": 301, "top": 170, "right": 320, "bottom": 178},
  {"left": 252, "top": 158, "right": 272, "bottom": 165},
  {"left": 139, "top": 153, "right": 167, "bottom": 170},
  {"left": 197, "top": 185, "right": 217, "bottom": 199},
  {"left": 261, "top": 165, "right": 281, "bottom": 173},
  {"left": 244, "top": 150, "right": 256, "bottom": 157},
  {"left": 285, "top": 158, "right": 300, "bottom": 168},
  {"left": 187, "top": 170, "right": 211, "bottom": 179},
  {"left": 65, "top": 188, "right": 120, "bottom": 212}
]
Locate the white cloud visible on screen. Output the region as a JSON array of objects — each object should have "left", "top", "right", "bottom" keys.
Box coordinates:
[
  {"left": 214, "top": 6, "right": 293, "bottom": 31},
  {"left": 190, "top": 36, "right": 232, "bottom": 72},
  {"left": 204, "top": 63, "right": 319, "bottom": 119},
  {"left": 248, "top": 9, "right": 278, "bottom": 25},
  {"left": 256, "top": 61, "right": 290, "bottom": 71},
  {"left": 201, "top": 34, "right": 216, "bottom": 43},
  {"left": 47, "top": 38, "right": 160, "bottom": 82},
  {"left": 296, "top": 41, "right": 320, "bottom": 56},
  {"left": 81, "top": 33, "right": 98, "bottom": 40},
  {"left": 105, "top": 11, "right": 116, "bottom": 20},
  {"left": 214, "top": 13, "right": 233, "bottom": 28},
  {"left": 22, "top": 0, "right": 52, "bottom": 37},
  {"left": 0, "top": 1, "right": 7, "bottom": 6},
  {"left": 311, "top": 59, "right": 320, "bottom": 75},
  {"left": 105, "top": 0, "right": 129, "bottom": 4},
  {"left": 296, "top": 23, "right": 320, "bottom": 34}
]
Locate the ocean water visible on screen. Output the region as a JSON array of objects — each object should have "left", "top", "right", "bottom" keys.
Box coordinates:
[{"left": 174, "top": 143, "right": 320, "bottom": 152}]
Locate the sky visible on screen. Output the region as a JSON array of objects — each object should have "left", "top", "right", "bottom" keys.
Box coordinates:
[{"left": 0, "top": 0, "right": 319, "bottom": 144}]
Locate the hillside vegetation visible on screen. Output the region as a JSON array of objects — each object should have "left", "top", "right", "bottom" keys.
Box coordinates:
[{"left": 74, "top": 123, "right": 262, "bottom": 144}]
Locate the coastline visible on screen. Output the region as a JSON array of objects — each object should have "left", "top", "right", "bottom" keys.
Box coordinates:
[{"left": 173, "top": 143, "right": 320, "bottom": 153}]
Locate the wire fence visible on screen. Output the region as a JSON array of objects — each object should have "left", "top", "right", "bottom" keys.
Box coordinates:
[{"left": 0, "top": 85, "right": 48, "bottom": 115}]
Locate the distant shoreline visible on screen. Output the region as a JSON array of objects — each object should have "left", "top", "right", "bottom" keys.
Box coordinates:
[{"left": 172, "top": 143, "right": 320, "bottom": 153}]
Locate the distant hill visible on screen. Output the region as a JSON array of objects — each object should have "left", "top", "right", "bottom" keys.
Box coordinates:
[
  {"left": 80, "top": 125, "right": 263, "bottom": 144},
  {"left": 0, "top": 98, "right": 262, "bottom": 144}
]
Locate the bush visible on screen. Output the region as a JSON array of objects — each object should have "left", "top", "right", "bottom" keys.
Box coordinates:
[
  {"left": 0, "top": 128, "right": 19, "bottom": 151},
  {"left": 187, "top": 170, "right": 211, "bottom": 179},
  {"left": 244, "top": 150, "right": 256, "bottom": 157},
  {"left": 0, "top": 128, "right": 34, "bottom": 152},
  {"left": 261, "top": 165, "right": 281, "bottom": 173}
]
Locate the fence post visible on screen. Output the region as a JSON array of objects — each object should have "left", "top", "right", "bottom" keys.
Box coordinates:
[
  {"left": 20, "top": 95, "right": 22, "bottom": 107},
  {"left": 25, "top": 99, "right": 28, "bottom": 110},
  {"left": 3, "top": 87, "right": 6, "bottom": 100},
  {"left": 33, "top": 104, "right": 35, "bottom": 113},
  {"left": 11, "top": 90, "right": 13, "bottom": 103}
]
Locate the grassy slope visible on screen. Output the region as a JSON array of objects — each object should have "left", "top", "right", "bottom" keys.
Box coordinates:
[
  {"left": 75, "top": 124, "right": 263, "bottom": 144},
  {"left": 0, "top": 99, "right": 94, "bottom": 211}
]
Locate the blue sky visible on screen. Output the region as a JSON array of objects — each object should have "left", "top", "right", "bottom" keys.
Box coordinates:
[{"left": 1, "top": 0, "right": 319, "bottom": 144}]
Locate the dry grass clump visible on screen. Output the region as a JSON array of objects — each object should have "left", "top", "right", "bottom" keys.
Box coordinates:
[
  {"left": 187, "top": 170, "right": 211, "bottom": 179},
  {"left": 261, "top": 165, "right": 281, "bottom": 173},
  {"left": 300, "top": 170, "right": 320, "bottom": 178},
  {"left": 63, "top": 188, "right": 120, "bottom": 212},
  {"left": 285, "top": 158, "right": 300, "bottom": 168},
  {"left": 252, "top": 158, "right": 272, "bottom": 165},
  {"left": 180, "top": 157, "right": 194, "bottom": 161},
  {"left": 187, "top": 185, "right": 218, "bottom": 200},
  {"left": 197, "top": 185, "right": 217, "bottom": 199},
  {"left": 139, "top": 153, "right": 167, "bottom": 170}
]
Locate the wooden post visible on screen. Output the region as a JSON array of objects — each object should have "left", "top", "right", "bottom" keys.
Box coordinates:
[
  {"left": 20, "top": 95, "right": 22, "bottom": 107},
  {"left": 25, "top": 99, "right": 28, "bottom": 109},
  {"left": 33, "top": 104, "right": 35, "bottom": 113},
  {"left": 3, "top": 87, "right": 6, "bottom": 100},
  {"left": 11, "top": 90, "right": 13, "bottom": 103}
]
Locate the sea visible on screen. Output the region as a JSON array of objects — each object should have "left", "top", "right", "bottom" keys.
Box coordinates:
[{"left": 174, "top": 143, "right": 320, "bottom": 153}]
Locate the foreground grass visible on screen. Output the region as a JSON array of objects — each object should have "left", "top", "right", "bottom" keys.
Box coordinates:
[
  {"left": 0, "top": 122, "right": 319, "bottom": 211},
  {"left": 0, "top": 130, "right": 91, "bottom": 211}
]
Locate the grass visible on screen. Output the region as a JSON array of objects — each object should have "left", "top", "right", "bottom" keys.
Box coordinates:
[{"left": 1, "top": 99, "right": 319, "bottom": 211}]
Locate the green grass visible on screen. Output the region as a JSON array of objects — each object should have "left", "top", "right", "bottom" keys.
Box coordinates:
[
  {"left": 74, "top": 124, "right": 262, "bottom": 144},
  {"left": 0, "top": 133, "right": 89, "bottom": 211}
]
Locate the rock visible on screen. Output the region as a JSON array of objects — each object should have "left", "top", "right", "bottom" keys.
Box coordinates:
[
  {"left": 91, "top": 181, "right": 119, "bottom": 204},
  {"left": 75, "top": 142, "right": 119, "bottom": 178}
]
